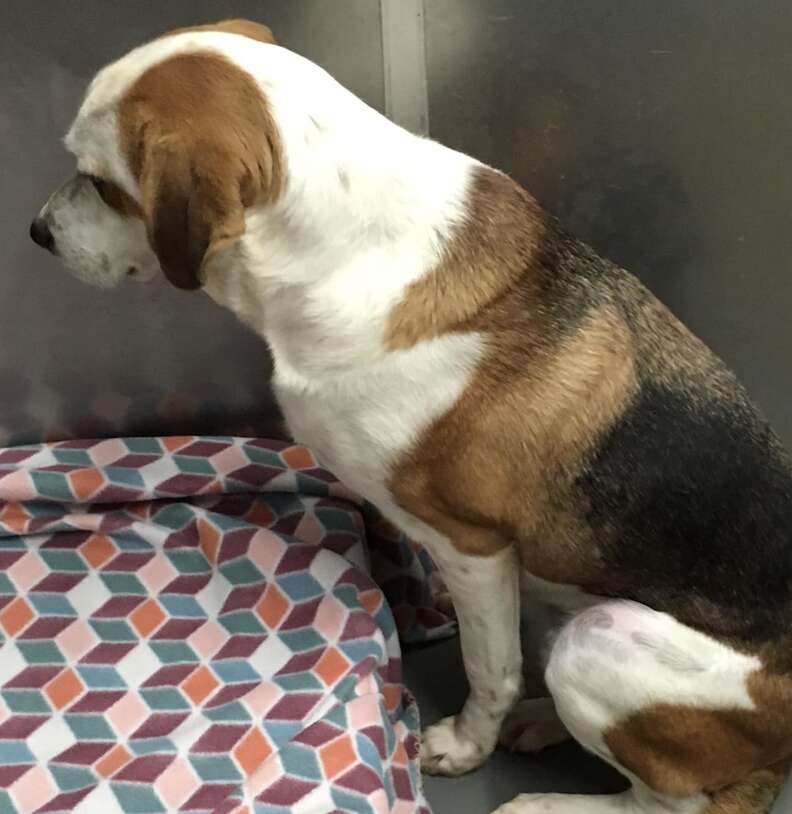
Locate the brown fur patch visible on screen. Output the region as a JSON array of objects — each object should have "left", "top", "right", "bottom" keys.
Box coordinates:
[
  {"left": 385, "top": 169, "right": 546, "bottom": 349},
  {"left": 388, "top": 168, "right": 636, "bottom": 574},
  {"left": 605, "top": 671, "right": 792, "bottom": 798},
  {"left": 118, "top": 51, "right": 284, "bottom": 289},
  {"left": 391, "top": 308, "right": 635, "bottom": 571},
  {"left": 166, "top": 19, "right": 277, "bottom": 46}
]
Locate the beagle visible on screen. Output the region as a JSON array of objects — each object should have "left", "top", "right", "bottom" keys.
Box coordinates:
[{"left": 30, "top": 20, "right": 792, "bottom": 814}]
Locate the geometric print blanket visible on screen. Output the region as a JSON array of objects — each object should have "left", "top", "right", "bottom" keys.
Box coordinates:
[{"left": 0, "top": 437, "right": 449, "bottom": 813}]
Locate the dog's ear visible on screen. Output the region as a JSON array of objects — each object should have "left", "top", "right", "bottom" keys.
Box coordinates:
[
  {"left": 215, "top": 19, "right": 277, "bottom": 45},
  {"left": 168, "top": 19, "right": 277, "bottom": 46},
  {"left": 121, "top": 52, "right": 283, "bottom": 290},
  {"left": 138, "top": 141, "right": 247, "bottom": 290}
]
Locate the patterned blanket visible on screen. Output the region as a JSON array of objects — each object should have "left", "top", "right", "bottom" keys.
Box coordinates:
[{"left": 0, "top": 437, "right": 451, "bottom": 813}]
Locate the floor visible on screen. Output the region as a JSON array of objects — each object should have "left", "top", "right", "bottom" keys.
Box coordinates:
[{"left": 403, "top": 636, "right": 792, "bottom": 814}]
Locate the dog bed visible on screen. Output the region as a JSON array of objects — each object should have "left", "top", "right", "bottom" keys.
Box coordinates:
[{"left": 0, "top": 437, "right": 451, "bottom": 813}]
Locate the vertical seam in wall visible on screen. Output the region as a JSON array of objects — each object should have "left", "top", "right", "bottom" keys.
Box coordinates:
[{"left": 380, "top": 0, "right": 430, "bottom": 136}]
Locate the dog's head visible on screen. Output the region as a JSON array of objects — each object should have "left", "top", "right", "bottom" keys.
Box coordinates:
[{"left": 30, "top": 20, "right": 283, "bottom": 290}]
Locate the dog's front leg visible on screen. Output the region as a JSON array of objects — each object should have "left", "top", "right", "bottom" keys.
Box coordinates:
[{"left": 421, "top": 543, "right": 523, "bottom": 776}]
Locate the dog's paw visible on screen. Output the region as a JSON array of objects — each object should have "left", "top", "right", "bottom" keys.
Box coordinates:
[
  {"left": 498, "top": 698, "right": 570, "bottom": 754},
  {"left": 421, "top": 715, "right": 490, "bottom": 776}
]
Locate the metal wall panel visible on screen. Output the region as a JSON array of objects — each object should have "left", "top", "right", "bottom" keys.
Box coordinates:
[
  {"left": 425, "top": 0, "right": 792, "bottom": 444},
  {"left": 1, "top": 0, "right": 383, "bottom": 443}
]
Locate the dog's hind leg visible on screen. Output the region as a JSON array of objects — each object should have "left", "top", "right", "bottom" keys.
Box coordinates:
[{"left": 493, "top": 600, "right": 790, "bottom": 814}]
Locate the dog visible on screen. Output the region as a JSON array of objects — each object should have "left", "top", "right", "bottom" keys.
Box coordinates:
[{"left": 30, "top": 19, "right": 792, "bottom": 814}]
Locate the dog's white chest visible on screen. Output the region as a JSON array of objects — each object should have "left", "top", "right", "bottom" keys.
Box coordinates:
[{"left": 272, "top": 333, "right": 483, "bottom": 507}]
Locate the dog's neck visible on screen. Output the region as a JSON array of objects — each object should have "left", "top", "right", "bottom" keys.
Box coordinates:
[{"left": 202, "top": 46, "right": 478, "bottom": 381}]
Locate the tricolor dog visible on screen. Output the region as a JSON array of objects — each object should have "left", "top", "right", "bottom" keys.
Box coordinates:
[{"left": 30, "top": 20, "right": 792, "bottom": 814}]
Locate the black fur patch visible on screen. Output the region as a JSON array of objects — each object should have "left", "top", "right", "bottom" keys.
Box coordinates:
[{"left": 578, "top": 380, "right": 792, "bottom": 643}]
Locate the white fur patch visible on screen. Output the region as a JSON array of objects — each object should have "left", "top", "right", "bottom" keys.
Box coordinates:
[
  {"left": 546, "top": 600, "right": 762, "bottom": 768},
  {"left": 38, "top": 175, "right": 158, "bottom": 287},
  {"left": 273, "top": 332, "right": 482, "bottom": 503}
]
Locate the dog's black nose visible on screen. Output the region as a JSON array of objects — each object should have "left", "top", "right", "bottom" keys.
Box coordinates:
[{"left": 29, "top": 217, "right": 55, "bottom": 252}]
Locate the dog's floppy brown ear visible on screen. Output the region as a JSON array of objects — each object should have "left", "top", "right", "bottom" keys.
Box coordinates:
[
  {"left": 137, "top": 145, "right": 245, "bottom": 290},
  {"left": 120, "top": 52, "right": 283, "bottom": 290}
]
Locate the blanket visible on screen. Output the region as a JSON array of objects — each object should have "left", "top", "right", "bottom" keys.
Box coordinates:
[{"left": 0, "top": 437, "right": 451, "bottom": 813}]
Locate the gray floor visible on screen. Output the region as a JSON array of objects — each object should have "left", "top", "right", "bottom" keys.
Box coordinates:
[{"left": 403, "top": 636, "right": 792, "bottom": 814}]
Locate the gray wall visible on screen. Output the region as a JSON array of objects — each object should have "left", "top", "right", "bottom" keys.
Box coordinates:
[{"left": 1, "top": 1, "right": 384, "bottom": 444}]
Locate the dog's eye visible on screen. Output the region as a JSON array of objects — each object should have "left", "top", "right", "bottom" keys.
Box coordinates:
[
  {"left": 81, "top": 173, "right": 111, "bottom": 205},
  {"left": 87, "top": 175, "right": 108, "bottom": 200},
  {"left": 80, "top": 173, "right": 141, "bottom": 218}
]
